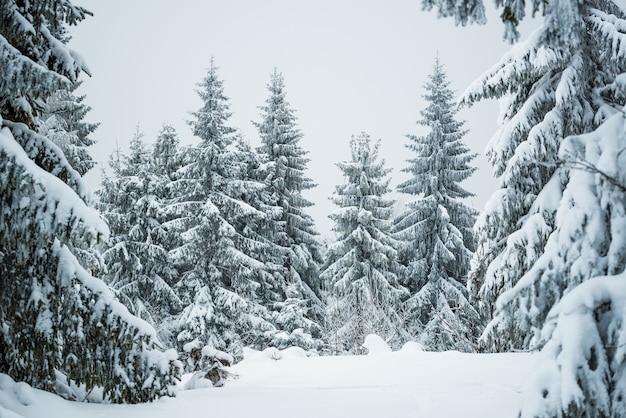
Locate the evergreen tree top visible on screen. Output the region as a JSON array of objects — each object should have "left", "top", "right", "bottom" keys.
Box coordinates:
[
  {"left": 419, "top": 58, "right": 464, "bottom": 131},
  {"left": 335, "top": 133, "right": 393, "bottom": 203},
  {"left": 256, "top": 69, "right": 306, "bottom": 156},
  {"left": 329, "top": 132, "right": 397, "bottom": 241},
  {"left": 125, "top": 127, "right": 150, "bottom": 172},
  {"left": 153, "top": 124, "right": 181, "bottom": 179},
  {"left": 255, "top": 68, "right": 316, "bottom": 195},
  {"left": 188, "top": 58, "right": 236, "bottom": 148},
  {"left": 398, "top": 57, "right": 476, "bottom": 201}
]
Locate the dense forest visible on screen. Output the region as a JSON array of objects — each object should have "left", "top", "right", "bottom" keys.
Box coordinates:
[{"left": 3, "top": 0, "right": 626, "bottom": 416}]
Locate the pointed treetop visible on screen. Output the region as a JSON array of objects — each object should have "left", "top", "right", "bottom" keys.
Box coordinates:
[{"left": 188, "top": 57, "right": 235, "bottom": 146}]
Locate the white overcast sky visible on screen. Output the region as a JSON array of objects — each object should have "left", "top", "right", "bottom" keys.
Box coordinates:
[{"left": 70, "top": 0, "right": 540, "bottom": 239}]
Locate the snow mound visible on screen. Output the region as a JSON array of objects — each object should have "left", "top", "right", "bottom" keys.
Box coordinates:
[
  {"left": 261, "top": 347, "right": 283, "bottom": 361},
  {"left": 182, "top": 372, "right": 216, "bottom": 390},
  {"left": 13, "top": 382, "right": 35, "bottom": 406},
  {"left": 241, "top": 347, "right": 263, "bottom": 362},
  {"left": 0, "top": 374, "right": 16, "bottom": 390},
  {"left": 0, "top": 375, "right": 35, "bottom": 407},
  {"left": 280, "top": 347, "right": 308, "bottom": 359},
  {"left": 362, "top": 334, "right": 392, "bottom": 355},
  {"left": 0, "top": 374, "right": 30, "bottom": 418},
  {"left": 400, "top": 341, "right": 425, "bottom": 353},
  {"left": 240, "top": 347, "right": 282, "bottom": 362}
]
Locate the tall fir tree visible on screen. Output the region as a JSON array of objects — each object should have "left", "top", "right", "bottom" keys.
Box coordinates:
[
  {"left": 393, "top": 57, "right": 480, "bottom": 352},
  {"left": 433, "top": 0, "right": 626, "bottom": 351},
  {"left": 254, "top": 69, "right": 325, "bottom": 329},
  {"left": 173, "top": 60, "right": 277, "bottom": 365},
  {"left": 0, "top": 0, "right": 180, "bottom": 402},
  {"left": 234, "top": 137, "right": 324, "bottom": 351},
  {"left": 148, "top": 124, "right": 189, "bottom": 346},
  {"left": 322, "top": 133, "right": 408, "bottom": 354}
]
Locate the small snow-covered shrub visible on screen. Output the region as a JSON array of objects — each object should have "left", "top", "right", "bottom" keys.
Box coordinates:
[{"left": 182, "top": 342, "right": 237, "bottom": 389}]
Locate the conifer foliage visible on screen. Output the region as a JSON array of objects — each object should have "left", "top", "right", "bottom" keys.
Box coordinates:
[
  {"left": 520, "top": 273, "right": 626, "bottom": 418},
  {"left": 39, "top": 81, "right": 98, "bottom": 177},
  {"left": 254, "top": 69, "right": 325, "bottom": 349},
  {"left": 456, "top": 0, "right": 626, "bottom": 352},
  {"left": 39, "top": 82, "right": 102, "bottom": 274},
  {"left": 0, "top": 0, "right": 180, "bottom": 403},
  {"left": 97, "top": 128, "right": 182, "bottom": 342},
  {"left": 424, "top": 0, "right": 626, "bottom": 415},
  {"left": 393, "top": 57, "right": 479, "bottom": 352},
  {"left": 511, "top": 110, "right": 626, "bottom": 417},
  {"left": 173, "top": 61, "right": 276, "bottom": 365},
  {"left": 322, "top": 133, "right": 408, "bottom": 354}
]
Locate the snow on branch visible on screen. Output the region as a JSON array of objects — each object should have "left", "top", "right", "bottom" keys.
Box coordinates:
[
  {"left": 0, "top": 121, "right": 107, "bottom": 246},
  {"left": 520, "top": 273, "right": 626, "bottom": 417}
]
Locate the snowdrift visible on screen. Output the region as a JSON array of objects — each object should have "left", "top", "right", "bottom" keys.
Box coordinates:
[{"left": 1, "top": 342, "right": 535, "bottom": 418}]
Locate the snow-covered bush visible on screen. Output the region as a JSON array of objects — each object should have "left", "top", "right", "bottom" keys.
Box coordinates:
[{"left": 182, "top": 344, "right": 237, "bottom": 389}]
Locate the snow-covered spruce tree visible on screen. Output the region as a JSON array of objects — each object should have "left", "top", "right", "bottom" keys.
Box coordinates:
[
  {"left": 233, "top": 137, "right": 324, "bottom": 351},
  {"left": 0, "top": 0, "right": 180, "bottom": 402},
  {"left": 485, "top": 92, "right": 626, "bottom": 355},
  {"left": 422, "top": 1, "right": 626, "bottom": 415},
  {"left": 254, "top": 69, "right": 325, "bottom": 342},
  {"left": 507, "top": 107, "right": 626, "bottom": 417},
  {"left": 422, "top": 0, "right": 626, "bottom": 350},
  {"left": 97, "top": 128, "right": 182, "bottom": 343},
  {"left": 393, "top": 57, "right": 480, "bottom": 352},
  {"left": 322, "top": 133, "right": 408, "bottom": 354},
  {"left": 145, "top": 124, "right": 189, "bottom": 347},
  {"left": 173, "top": 60, "right": 276, "bottom": 365}
]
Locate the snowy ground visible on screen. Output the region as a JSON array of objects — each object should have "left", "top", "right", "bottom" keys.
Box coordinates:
[{"left": 3, "top": 340, "right": 536, "bottom": 418}]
